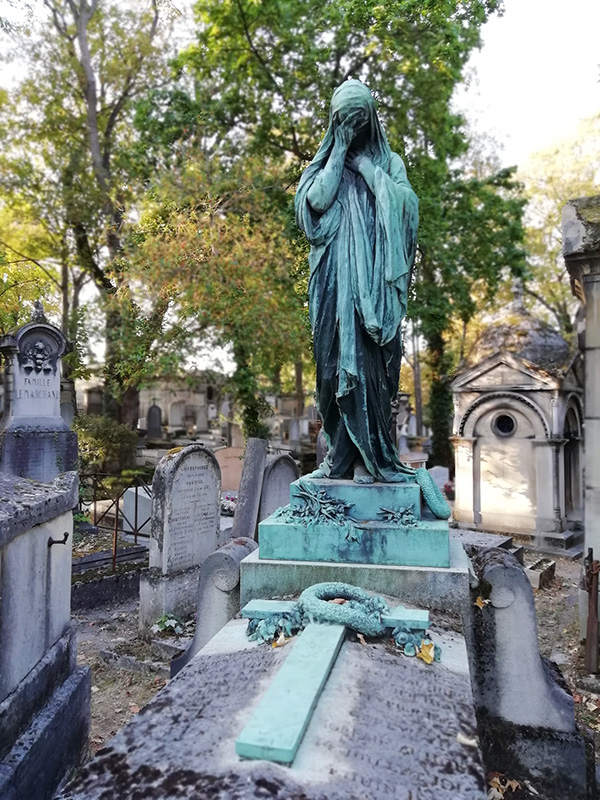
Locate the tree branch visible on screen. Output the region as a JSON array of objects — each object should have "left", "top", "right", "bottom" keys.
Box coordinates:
[{"left": 0, "top": 239, "right": 61, "bottom": 290}]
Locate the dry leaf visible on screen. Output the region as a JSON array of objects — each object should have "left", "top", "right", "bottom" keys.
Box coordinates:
[
  {"left": 523, "top": 780, "right": 540, "bottom": 796},
  {"left": 272, "top": 632, "right": 289, "bottom": 648},
  {"left": 505, "top": 779, "right": 520, "bottom": 792},
  {"left": 417, "top": 641, "right": 435, "bottom": 665},
  {"left": 487, "top": 788, "right": 504, "bottom": 800},
  {"left": 573, "top": 693, "right": 582, "bottom": 703},
  {"left": 357, "top": 633, "right": 367, "bottom": 646},
  {"left": 475, "top": 596, "right": 490, "bottom": 609},
  {"left": 129, "top": 704, "right": 141, "bottom": 714},
  {"left": 456, "top": 731, "right": 478, "bottom": 748},
  {"left": 328, "top": 598, "right": 347, "bottom": 605}
]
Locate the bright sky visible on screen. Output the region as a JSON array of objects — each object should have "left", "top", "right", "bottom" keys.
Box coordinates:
[{"left": 454, "top": 0, "right": 600, "bottom": 168}]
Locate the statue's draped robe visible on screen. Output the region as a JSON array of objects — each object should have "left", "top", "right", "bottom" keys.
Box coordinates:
[{"left": 296, "top": 84, "right": 419, "bottom": 481}]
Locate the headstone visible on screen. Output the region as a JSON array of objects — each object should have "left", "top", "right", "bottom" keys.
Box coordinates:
[
  {"left": 146, "top": 404, "right": 162, "bottom": 438},
  {"left": 428, "top": 465, "right": 449, "bottom": 490},
  {"left": 0, "top": 303, "right": 77, "bottom": 482},
  {"left": 289, "top": 418, "right": 300, "bottom": 444},
  {"left": 214, "top": 446, "right": 244, "bottom": 492},
  {"left": 169, "top": 400, "right": 185, "bottom": 430},
  {"left": 231, "top": 437, "right": 268, "bottom": 540},
  {"left": 196, "top": 406, "right": 208, "bottom": 432},
  {"left": 139, "top": 445, "right": 223, "bottom": 635},
  {"left": 258, "top": 454, "right": 300, "bottom": 523},
  {"left": 469, "top": 548, "right": 590, "bottom": 799}
]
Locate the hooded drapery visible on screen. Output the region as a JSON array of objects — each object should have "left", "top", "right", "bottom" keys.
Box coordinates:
[{"left": 295, "top": 80, "right": 419, "bottom": 481}]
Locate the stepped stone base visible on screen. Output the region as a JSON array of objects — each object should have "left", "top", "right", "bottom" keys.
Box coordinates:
[{"left": 240, "top": 538, "right": 470, "bottom": 615}]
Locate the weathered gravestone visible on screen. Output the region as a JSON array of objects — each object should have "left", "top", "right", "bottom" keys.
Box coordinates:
[
  {"left": 257, "top": 454, "right": 300, "bottom": 524},
  {"left": 0, "top": 302, "right": 77, "bottom": 481},
  {"left": 139, "top": 445, "right": 223, "bottom": 635},
  {"left": 468, "top": 547, "right": 592, "bottom": 799},
  {"left": 231, "top": 437, "right": 268, "bottom": 541},
  {"left": 146, "top": 404, "right": 162, "bottom": 439}
]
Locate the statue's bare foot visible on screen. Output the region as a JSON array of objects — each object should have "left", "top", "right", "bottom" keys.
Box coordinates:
[{"left": 353, "top": 462, "right": 375, "bottom": 484}]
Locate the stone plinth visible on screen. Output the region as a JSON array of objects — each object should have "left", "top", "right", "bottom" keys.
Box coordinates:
[
  {"left": 257, "top": 476, "right": 450, "bottom": 568},
  {"left": 58, "top": 617, "right": 486, "bottom": 800},
  {"left": 240, "top": 538, "right": 470, "bottom": 615}
]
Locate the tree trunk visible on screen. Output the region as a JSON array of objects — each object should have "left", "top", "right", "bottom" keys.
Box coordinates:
[
  {"left": 426, "top": 333, "right": 453, "bottom": 468},
  {"left": 294, "top": 360, "right": 304, "bottom": 417},
  {"left": 120, "top": 386, "right": 140, "bottom": 429}
]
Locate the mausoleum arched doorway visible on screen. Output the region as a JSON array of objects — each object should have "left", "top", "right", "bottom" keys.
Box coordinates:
[{"left": 563, "top": 402, "right": 582, "bottom": 520}]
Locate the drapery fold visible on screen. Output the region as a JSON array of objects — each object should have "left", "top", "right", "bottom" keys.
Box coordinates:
[{"left": 295, "top": 80, "right": 419, "bottom": 481}]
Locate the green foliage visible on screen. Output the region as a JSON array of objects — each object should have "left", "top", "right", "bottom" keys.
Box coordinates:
[
  {"left": 518, "top": 115, "right": 600, "bottom": 339},
  {"left": 73, "top": 414, "right": 138, "bottom": 473}
]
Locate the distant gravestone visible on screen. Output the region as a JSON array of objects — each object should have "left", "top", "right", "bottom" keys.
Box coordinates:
[
  {"left": 139, "top": 445, "right": 222, "bottom": 635},
  {"left": 289, "top": 418, "right": 300, "bottom": 444},
  {"left": 428, "top": 465, "right": 449, "bottom": 490},
  {"left": 258, "top": 454, "right": 300, "bottom": 523},
  {"left": 316, "top": 428, "right": 328, "bottom": 467},
  {"left": 0, "top": 302, "right": 77, "bottom": 482},
  {"left": 231, "top": 438, "right": 268, "bottom": 541},
  {"left": 146, "top": 404, "right": 162, "bottom": 439},
  {"left": 214, "top": 446, "right": 244, "bottom": 492},
  {"left": 169, "top": 400, "right": 185, "bottom": 430}
]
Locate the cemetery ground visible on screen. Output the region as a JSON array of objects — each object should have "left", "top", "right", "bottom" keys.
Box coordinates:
[{"left": 70, "top": 547, "right": 600, "bottom": 774}]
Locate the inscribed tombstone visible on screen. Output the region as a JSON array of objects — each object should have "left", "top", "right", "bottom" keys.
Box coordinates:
[{"left": 150, "top": 445, "right": 221, "bottom": 575}]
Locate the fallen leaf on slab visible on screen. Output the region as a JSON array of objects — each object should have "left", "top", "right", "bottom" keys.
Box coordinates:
[
  {"left": 505, "top": 779, "right": 520, "bottom": 792},
  {"left": 487, "top": 787, "right": 504, "bottom": 800},
  {"left": 272, "top": 632, "right": 289, "bottom": 648},
  {"left": 456, "top": 731, "right": 478, "bottom": 748},
  {"left": 417, "top": 641, "right": 435, "bottom": 665},
  {"left": 523, "top": 780, "right": 540, "bottom": 796},
  {"left": 357, "top": 633, "right": 367, "bottom": 646},
  {"left": 475, "top": 596, "right": 490, "bottom": 609},
  {"left": 328, "top": 598, "right": 347, "bottom": 605},
  {"left": 573, "top": 693, "right": 582, "bottom": 703},
  {"left": 129, "top": 704, "right": 141, "bottom": 714}
]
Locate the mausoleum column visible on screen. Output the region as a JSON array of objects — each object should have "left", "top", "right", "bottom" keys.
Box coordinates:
[
  {"left": 563, "top": 195, "right": 600, "bottom": 556},
  {"left": 451, "top": 436, "right": 478, "bottom": 524}
]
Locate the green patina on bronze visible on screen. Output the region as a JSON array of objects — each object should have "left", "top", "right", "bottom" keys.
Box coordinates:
[{"left": 295, "top": 80, "right": 449, "bottom": 519}]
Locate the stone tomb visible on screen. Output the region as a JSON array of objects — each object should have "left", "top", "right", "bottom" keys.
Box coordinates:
[
  {"left": 0, "top": 304, "right": 77, "bottom": 482},
  {"left": 0, "top": 472, "right": 90, "bottom": 800},
  {"left": 60, "top": 615, "right": 486, "bottom": 800},
  {"left": 139, "top": 445, "right": 223, "bottom": 634}
]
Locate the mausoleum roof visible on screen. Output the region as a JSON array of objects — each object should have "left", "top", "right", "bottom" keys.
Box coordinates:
[{"left": 466, "top": 288, "right": 572, "bottom": 374}]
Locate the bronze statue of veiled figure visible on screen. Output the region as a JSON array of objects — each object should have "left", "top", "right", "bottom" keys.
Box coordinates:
[{"left": 296, "top": 79, "right": 419, "bottom": 486}]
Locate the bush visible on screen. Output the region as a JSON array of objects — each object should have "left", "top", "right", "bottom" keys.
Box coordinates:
[{"left": 73, "top": 415, "right": 138, "bottom": 473}]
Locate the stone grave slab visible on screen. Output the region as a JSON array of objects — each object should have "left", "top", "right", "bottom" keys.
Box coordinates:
[{"left": 59, "top": 617, "right": 486, "bottom": 800}]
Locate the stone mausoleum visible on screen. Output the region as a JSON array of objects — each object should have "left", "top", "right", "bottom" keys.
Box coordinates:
[{"left": 451, "top": 286, "right": 584, "bottom": 556}]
